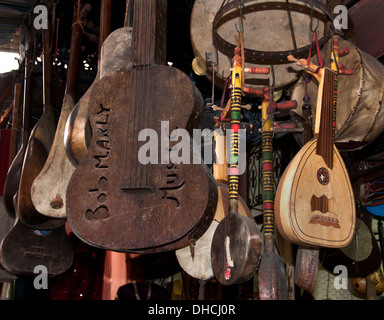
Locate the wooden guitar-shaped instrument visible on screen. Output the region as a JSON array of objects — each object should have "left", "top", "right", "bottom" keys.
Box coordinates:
[
  {"left": 0, "top": 194, "right": 74, "bottom": 276},
  {"left": 275, "top": 55, "right": 355, "bottom": 247},
  {"left": 66, "top": 0, "right": 217, "bottom": 252}
]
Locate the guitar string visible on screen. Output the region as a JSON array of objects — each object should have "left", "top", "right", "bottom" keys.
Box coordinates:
[
  {"left": 122, "top": 0, "right": 135, "bottom": 188},
  {"left": 137, "top": 0, "right": 145, "bottom": 188},
  {"left": 123, "top": 1, "right": 136, "bottom": 188},
  {"left": 143, "top": 0, "right": 151, "bottom": 187},
  {"left": 132, "top": 0, "right": 144, "bottom": 188}
]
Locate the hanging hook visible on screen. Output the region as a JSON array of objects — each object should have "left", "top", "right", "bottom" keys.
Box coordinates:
[{"left": 235, "top": 0, "right": 245, "bottom": 33}]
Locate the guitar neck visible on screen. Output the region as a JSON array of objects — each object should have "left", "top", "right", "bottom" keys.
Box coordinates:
[
  {"left": 131, "top": 0, "right": 167, "bottom": 67},
  {"left": 314, "top": 67, "right": 337, "bottom": 169}
]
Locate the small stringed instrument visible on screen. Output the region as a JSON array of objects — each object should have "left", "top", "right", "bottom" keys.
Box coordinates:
[
  {"left": 175, "top": 131, "right": 256, "bottom": 281},
  {"left": 0, "top": 193, "right": 74, "bottom": 276},
  {"left": 211, "top": 45, "right": 261, "bottom": 285},
  {"left": 3, "top": 55, "right": 32, "bottom": 218},
  {"left": 258, "top": 87, "right": 288, "bottom": 300},
  {"left": 275, "top": 55, "right": 355, "bottom": 247},
  {"left": 66, "top": 0, "right": 217, "bottom": 252},
  {"left": 31, "top": 2, "right": 85, "bottom": 218},
  {"left": 17, "top": 17, "right": 64, "bottom": 230}
]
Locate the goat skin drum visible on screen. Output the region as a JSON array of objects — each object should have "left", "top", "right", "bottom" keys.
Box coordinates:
[
  {"left": 190, "top": 0, "right": 325, "bottom": 90},
  {"left": 291, "top": 38, "right": 384, "bottom": 150}
]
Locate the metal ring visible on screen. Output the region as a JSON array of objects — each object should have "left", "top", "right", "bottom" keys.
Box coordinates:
[{"left": 212, "top": 0, "right": 335, "bottom": 64}]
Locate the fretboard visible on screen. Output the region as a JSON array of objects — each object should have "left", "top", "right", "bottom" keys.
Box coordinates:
[
  {"left": 131, "top": 0, "right": 167, "bottom": 67},
  {"left": 315, "top": 68, "right": 337, "bottom": 169}
]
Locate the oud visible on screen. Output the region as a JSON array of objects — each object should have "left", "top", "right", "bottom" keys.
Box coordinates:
[
  {"left": 275, "top": 55, "right": 355, "bottom": 248},
  {"left": 66, "top": 0, "right": 217, "bottom": 252}
]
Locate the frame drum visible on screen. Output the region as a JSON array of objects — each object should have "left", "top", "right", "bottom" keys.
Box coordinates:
[{"left": 190, "top": 0, "right": 326, "bottom": 90}]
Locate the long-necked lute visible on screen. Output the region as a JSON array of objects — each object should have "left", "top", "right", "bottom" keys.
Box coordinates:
[
  {"left": 275, "top": 55, "right": 355, "bottom": 247},
  {"left": 258, "top": 87, "right": 289, "bottom": 300},
  {"left": 175, "top": 130, "right": 255, "bottom": 281},
  {"left": 31, "top": 1, "right": 86, "bottom": 218},
  {"left": 211, "top": 46, "right": 261, "bottom": 285},
  {"left": 66, "top": 0, "right": 217, "bottom": 252}
]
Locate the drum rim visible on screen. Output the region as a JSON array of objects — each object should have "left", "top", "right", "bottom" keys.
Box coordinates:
[{"left": 212, "top": 0, "right": 337, "bottom": 64}]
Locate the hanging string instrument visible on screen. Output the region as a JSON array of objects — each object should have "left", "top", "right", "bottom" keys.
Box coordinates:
[
  {"left": 31, "top": 1, "right": 88, "bottom": 219},
  {"left": 0, "top": 193, "right": 74, "bottom": 276},
  {"left": 17, "top": 14, "right": 65, "bottom": 230},
  {"left": 258, "top": 87, "right": 289, "bottom": 300},
  {"left": 175, "top": 131, "right": 255, "bottom": 281},
  {"left": 293, "top": 36, "right": 351, "bottom": 294},
  {"left": 211, "top": 45, "right": 261, "bottom": 286},
  {"left": 3, "top": 54, "right": 32, "bottom": 218},
  {"left": 66, "top": 0, "right": 217, "bottom": 252},
  {"left": 64, "top": 0, "right": 117, "bottom": 167},
  {"left": 275, "top": 55, "right": 355, "bottom": 247}
]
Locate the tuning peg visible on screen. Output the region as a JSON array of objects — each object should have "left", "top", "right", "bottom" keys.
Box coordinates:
[
  {"left": 338, "top": 63, "right": 354, "bottom": 75},
  {"left": 267, "top": 100, "right": 298, "bottom": 114},
  {"left": 338, "top": 47, "right": 350, "bottom": 57},
  {"left": 243, "top": 87, "right": 264, "bottom": 96},
  {"left": 244, "top": 67, "right": 270, "bottom": 74}
]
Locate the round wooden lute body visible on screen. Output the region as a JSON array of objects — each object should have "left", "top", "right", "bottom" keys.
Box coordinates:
[
  {"left": 275, "top": 138, "right": 355, "bottom": 247},
  {"left": 275, "top": 59, "right": 355, "bottom": 248}
]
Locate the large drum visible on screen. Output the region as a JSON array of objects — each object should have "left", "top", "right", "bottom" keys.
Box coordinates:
[
  {"left": 291, "top": 37, "right": 384, "bottom": 150},
  {"left": 190, "top": 0, "right": 327, "bottom": 90}
]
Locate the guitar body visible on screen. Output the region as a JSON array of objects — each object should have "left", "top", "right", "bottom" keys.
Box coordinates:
[
  {"left": 0, "top": 219, "right": 73, "bottom": 276},
  {"left": 275, "top": 138, "right": 355, "bottom": 247},
  {"left": 66, "top": 66, "right": 217, "bottom": 252}
]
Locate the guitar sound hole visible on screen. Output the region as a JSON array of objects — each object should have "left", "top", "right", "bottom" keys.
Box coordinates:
[{"left": 317, "top": 167, "right": 330, "bottom": 185}]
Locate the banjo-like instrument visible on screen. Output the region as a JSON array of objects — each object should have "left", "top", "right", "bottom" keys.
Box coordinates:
[
  {"left": 176, "top": 130, "right": 255, "bottom": 281},
  {"left": 211, "top": 44, "right": 261, "bottom": 285}
]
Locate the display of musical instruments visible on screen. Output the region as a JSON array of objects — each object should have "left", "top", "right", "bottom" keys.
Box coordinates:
[
  {"left": 66, "top": 0, "right": 217, "bottom": 252},
  {"left": 275, "top": 55, "right": 356, "bottom": 247}
]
